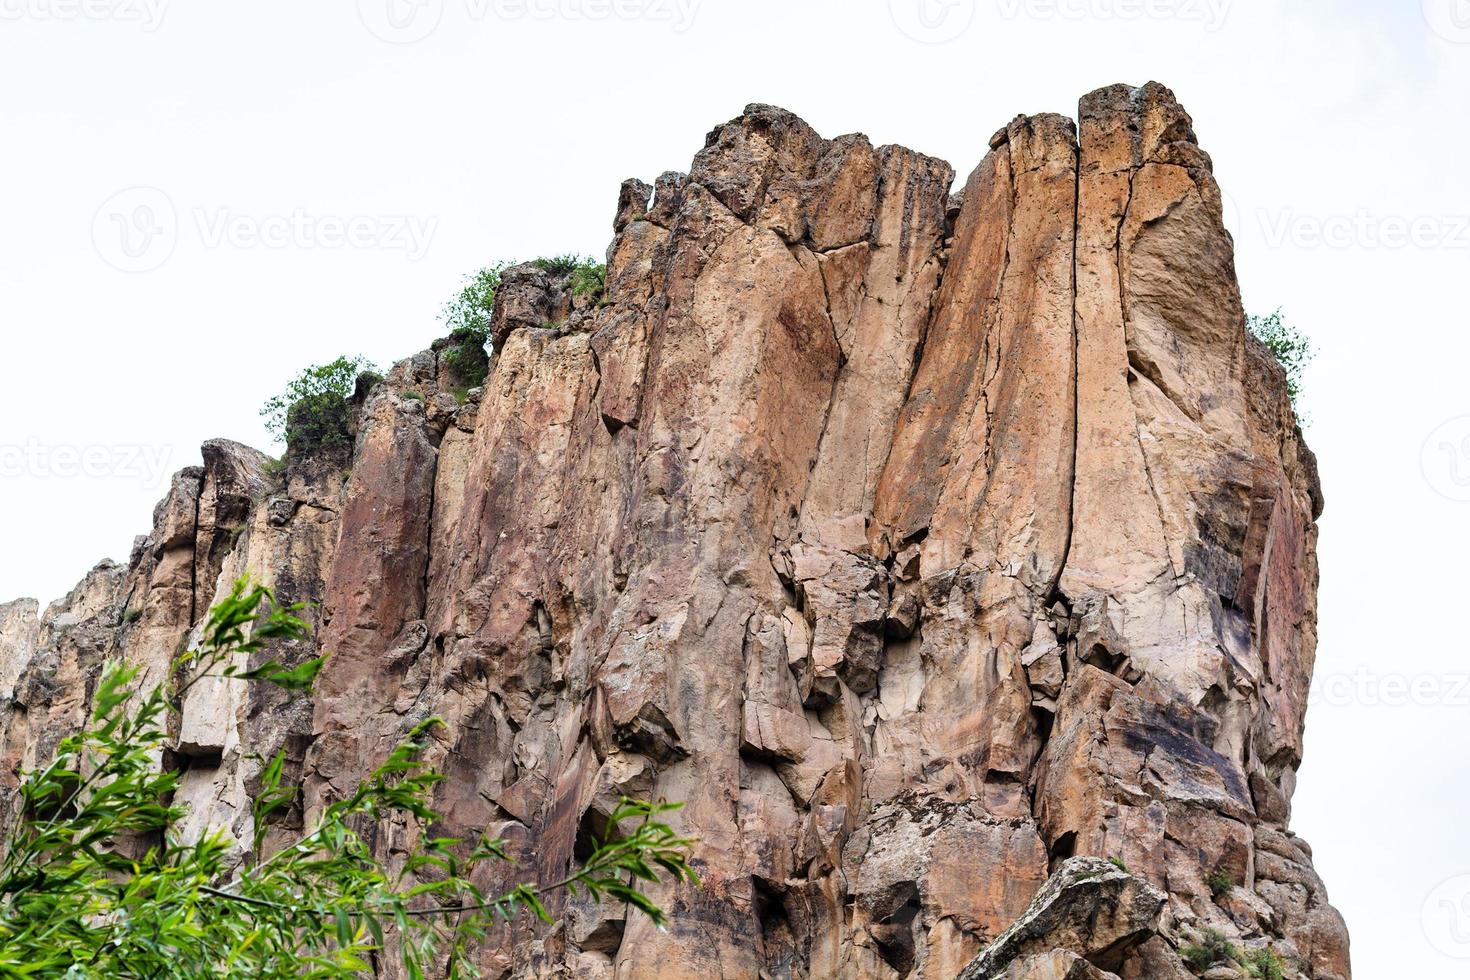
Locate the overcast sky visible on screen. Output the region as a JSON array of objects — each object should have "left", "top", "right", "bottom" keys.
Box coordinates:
[{"left": 2, "top": 0, "right": 1467, "bottom": 974}]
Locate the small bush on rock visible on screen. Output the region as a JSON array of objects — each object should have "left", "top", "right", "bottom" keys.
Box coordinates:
[
  {"left": 443, "top": 327, "right": 491, "bottom": 389},
  {"left": 1180, "top": 928, "right": 1234, "bottom": 971},
  {"left": 439, "top": 263, "right": 510, "bottom": 388},
  {"left": 1179, "top": 929, "right": 1288, "bottom": 979},
  {"left": 568, "top": 258, "right": 607, "bottom": 300},
  {"left": 1235, "top": 945, "right": 1287, "bottom": 980},
  {"left": 1206, "top": 868, "right": 1237, "bottom": 899},
  {"left": 438, "top": 255, "right": 606, "bottom": 388},
  {"left": 260, "top": 355, "right": 378, "bottom": 456},
  {"left": 531, "top": 253, "right": 584, "bottom": 276},
  {"left": 1247, "top": 308, "right": 1313, "bottom": 407},
  {"left": 441, "top": 263, "right": 509, "bottom": 339},
  {"left": 531, "top": 254, "right": 607, "bottom": 300}
]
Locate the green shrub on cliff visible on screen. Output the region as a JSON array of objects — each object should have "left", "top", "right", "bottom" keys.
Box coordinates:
[
  {"left": 1235, "top": 945, "right": 1287, "bottom": 980},
  {"left": 554, "top": 255, "right": 606, "bottom": 300},
  {"left": 529, "top": 253, "right": 583, "bottom": 277},
  {"left": 1180, "top": 928, "right": 1234, "bottom": 970},
  {"left": 441, "top": 263, "right": 507, "bottom": 339},
  {"left": 1179, "top": 929, "right": 1287, "bottom": 979},
  {"left": 260, "top": 355, "right": 378, "bottom": 455},
  {"left": 1247, "top": 309, "right": 1313, "bottom": 407},
  {"left": 0, "top": 578, "right": 697, "bottom": 978},
  {"left": 443, "top": 326, "right": 491, "bottom": 391},
  {"left": 439, "top": 263, "right": 509, "bottom": 389},
  {"left": 438, "top": 256, "right": 605, "bottom": 389}
]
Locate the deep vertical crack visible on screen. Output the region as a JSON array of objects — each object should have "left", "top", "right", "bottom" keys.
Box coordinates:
[
  {"left": 188, "top": 470, "right": 203, "bottom": 626},
  {"left": 799, "top": 246, "right": 849, "bottom": 533},
  {"left": 977, "top": 138, "right": 1020, "bottom": 486},
  {"left": 1051, "top": 123, "right": 1082, "bottom": 601}
]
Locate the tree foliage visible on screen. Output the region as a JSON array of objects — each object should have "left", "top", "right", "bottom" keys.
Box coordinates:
[
  {"left": 437, "top": 255, "right": 605, "bottom": 391},
  {"left": 1246, "top": 309, "right": 1313, "bottom": 408},
  {"left": 259, "top": 356, "right": 379, "bottom": 455},
  {"left": 438, "top": 265, "right": 508, "bottom": 391},
  {"left": 0, "top": 579, "right": 696, "bottom": 978},
  {"left": 568, "top": 260, "right": 606, "bottom": 301},
  {"left": 439, "top": 264, "right": 509, "bottom": 342}
]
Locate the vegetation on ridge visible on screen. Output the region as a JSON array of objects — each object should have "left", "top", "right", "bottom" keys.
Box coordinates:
[
  {"left": 533, "top": 254, "right": 606, "bottom": 299},
  {"left": 259, "top": 254, "right": 606, "bottom": 460},
  {"left": 1247, "top": 308, "right": 1313, "bottom": 410},
  {"left": 438, "top": 262, "right": 510, "bottom": 390},
  {"left": 1179, "top": 928, "right": 1288, "bottom": 979},
  {"left": 260, "top": 355, "right": 379, "bottom": 455},
  {"left": 439, "top": 255, "right": 605, "bottom": 391}
]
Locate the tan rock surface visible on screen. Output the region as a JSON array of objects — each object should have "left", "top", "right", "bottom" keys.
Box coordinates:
[{"left": 0, "top": 83, "right": 1345, "bottom": 978}]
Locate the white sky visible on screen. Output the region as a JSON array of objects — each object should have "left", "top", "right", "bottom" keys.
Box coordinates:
[{"left": 1, "top": 0, "right": 1467, "bottom": 974}]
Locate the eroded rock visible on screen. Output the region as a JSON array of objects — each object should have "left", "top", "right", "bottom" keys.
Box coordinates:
[{"left": 0, "top": 82, "right": 1345, "bottom": 979}]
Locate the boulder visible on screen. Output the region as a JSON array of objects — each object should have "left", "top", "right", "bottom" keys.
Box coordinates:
[{"left": 956, "top": 858, "right": 1166, "bottom": 979}]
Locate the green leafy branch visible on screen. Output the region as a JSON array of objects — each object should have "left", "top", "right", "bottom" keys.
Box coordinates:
[{"left": 0, "top": 578, "right": 696, "bottom": 979}]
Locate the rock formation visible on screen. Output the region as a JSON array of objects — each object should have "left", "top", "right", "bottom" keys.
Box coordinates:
[
  {"left": 955, "top": 857, "right": 1166, "bottom": 979},
  {"left": 0, "top": 82, "right": 1348, "bottom": 978}
]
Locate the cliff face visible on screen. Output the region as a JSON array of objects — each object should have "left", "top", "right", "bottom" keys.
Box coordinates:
[{"left": 0, "top": 82, "right": 1348, "bottom": 979}]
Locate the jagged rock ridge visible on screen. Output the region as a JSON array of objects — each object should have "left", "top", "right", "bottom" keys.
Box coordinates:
[{"left": 0, "top": 82, "right": 1348, "bottom": 979}]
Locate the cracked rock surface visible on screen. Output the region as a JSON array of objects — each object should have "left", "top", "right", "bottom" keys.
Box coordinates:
[
  {"left": 0, "top": 82, "right": 1346, "bottom": 979},
  {"left": 955, "top": 857, "right": 1165, "bottom": 979}
]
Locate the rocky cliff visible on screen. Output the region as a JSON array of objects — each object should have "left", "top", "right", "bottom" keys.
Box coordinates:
[{"left": 0, "top": 82, "right": 1348, "bottom": 979}]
